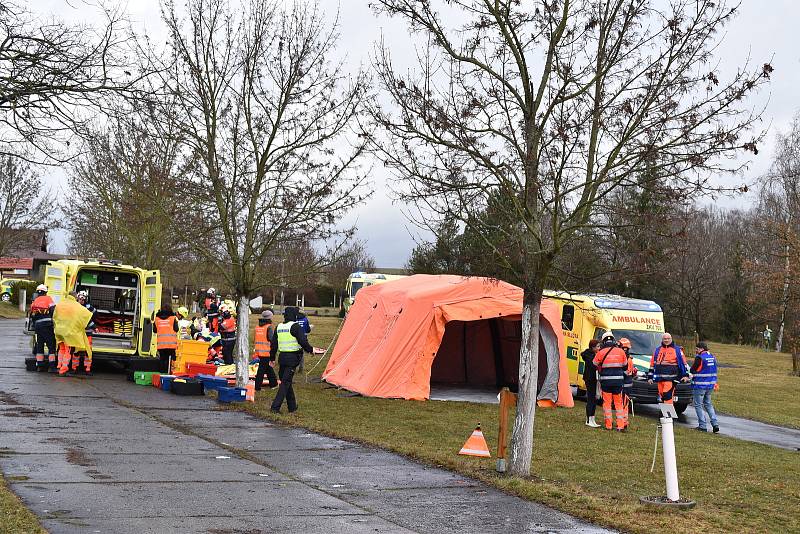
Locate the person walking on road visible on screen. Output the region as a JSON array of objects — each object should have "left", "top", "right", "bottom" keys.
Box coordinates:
[
  {"left": 647, "top": 332, "right": 689, "bottom": 405},
  {"left": 270, "top": 307, "right": 313, "bottom": 414},
  {"left": 30, "top": 284, "right": 57, "bottom": 372},
  {"left": 254, "top": 310, "right": 278, "bottom": 390},
  {"left": 581, "top": 339, "right": 601, "bottom": 428},
  {"left": 691, "top": 341, "right": 720, "bottom": 433},
  {"left": 593, "top": 332, "right": 628, "bottom": 431}
]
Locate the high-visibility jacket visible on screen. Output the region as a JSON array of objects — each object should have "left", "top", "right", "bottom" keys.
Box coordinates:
[
  {"left": 155, "top": 316, "right": 178, "bottom": 349},
  {"left": 647, "top": 344, "right": 688, "bottom": 382},
  {"left": 593, "top": 345, "right": 627, "bottom": 394},
  {"left": 692, "top": 350, "right": 718, "bottom": 390},
  {"left": 30, "top": 295, "right": 55, "bottom": 326},
  {"left": 178, "top": 319, "right": 192, "bottom": 339},
  {"left": 254, "top": 325, "right": 271, "bottom": 358},
  {"left": 623, "top": 353, "right": 634, "bottom": 393},
  {"left": 276, "top": 321, "right": 301, "bottom": 353},
  {"left": 220, "top": 317, "right": 236, "bottom": 341}
]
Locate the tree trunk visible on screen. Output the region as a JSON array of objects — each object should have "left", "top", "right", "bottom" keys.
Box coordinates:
[
  {"left": 776, "top": 238, "right": 791, "bottom": 353},
  {"left": 508, "top": 289, "right": 543, "bottom": 477},
  {"left": 235, "top": 296, "right": 251, "bottom": 388}
]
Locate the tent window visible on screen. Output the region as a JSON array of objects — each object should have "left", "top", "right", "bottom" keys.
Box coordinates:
[{"left": 561, "top": 305, "right": 575, "bottom": 330}]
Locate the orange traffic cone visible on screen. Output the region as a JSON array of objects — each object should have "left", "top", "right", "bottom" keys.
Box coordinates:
[
  {"left": 245, "top": 382, "right": 255, "bottom": 402},
  {"left": 458, "top": 423, "right": 491, "bottom": 458}
]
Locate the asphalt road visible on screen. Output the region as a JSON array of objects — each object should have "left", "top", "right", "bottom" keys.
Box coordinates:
[{"left": 0, "top": 320, "right": 611, "bottom": 534}]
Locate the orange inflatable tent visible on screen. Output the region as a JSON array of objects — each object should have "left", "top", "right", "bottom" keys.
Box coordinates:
[{"left": 323, "top": 275, "right": 573, "bottom": 406}]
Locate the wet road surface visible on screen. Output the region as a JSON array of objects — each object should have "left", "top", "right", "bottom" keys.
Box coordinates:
[{"left": 0, "top": 320, "right": 611, "bottom": 534}]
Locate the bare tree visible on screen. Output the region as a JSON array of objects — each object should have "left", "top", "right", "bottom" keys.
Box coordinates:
[
  {"left": 371, "top": 0, "right": 770, "bottom": 476},
  {"left": 0, "top": 155, "right": 52, "bottom": 258},
  {"left": 759, "top": 113, "right": 800, "bottom": 352},
  {"left": 63, "top": 100, "right": 197, "bottom": 288},
  {"left": 154, "top": 0, "right": 370, "bottom": 387},
  {"left": 0, "top": 1, "right": 136, "bottom": 162},
  {"left": 326, "top": 239, "right": 376, "bottom": 307}
]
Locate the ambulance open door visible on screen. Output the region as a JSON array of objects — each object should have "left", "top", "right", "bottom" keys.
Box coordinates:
[
  {"left": 139, "top": 270, "right": 162, "bottom": 357},
  {"left": 43, "top": 262, "right": 67, "bottom": 304}
]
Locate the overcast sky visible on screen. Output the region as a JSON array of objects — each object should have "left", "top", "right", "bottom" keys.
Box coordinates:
[{"left": 32, "top": 1, "right": 800, "bottom": 267}]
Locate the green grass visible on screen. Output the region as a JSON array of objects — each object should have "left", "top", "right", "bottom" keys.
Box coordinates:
[
  {"left": 0, "top": 302, "right": 25, "bottom": 319},
  {"left": 706, "top": 342, "right": 800, "bottom": 429},
  {"left": 0, "top": 476, "right": 46, "bottom": 534},
  {"left": 234, "top": 316, "right": 800, "bottom": 534}
]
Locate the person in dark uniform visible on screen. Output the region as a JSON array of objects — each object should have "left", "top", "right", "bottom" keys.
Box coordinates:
[
  {"left": 269, "top": 307, "right": 313, "bottom": 413},
  {"left": 581, "top": 339, "right": 601, "bottom": 428},
  {"left": 30, "top": 284, "right": 57, "bottom": 372}
]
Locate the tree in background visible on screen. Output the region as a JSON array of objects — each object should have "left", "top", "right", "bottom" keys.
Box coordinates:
[
  {"left": 326, "top": 240, "right": 376, "bottom": 308},
  {"left": 372, "top": 0, "right": 770, "bottom": 476},
  {"left": 64, "top": 102, "right": 196, "bottom": 288},
  {"left": 154, "top": 0, "right": 370, "bottom": 387},
  {"left": 0, "top": 1, "right": 136, "bottom": 162},
  {"left": 0, "top": 156, "right": 53, "bottom": 257}
]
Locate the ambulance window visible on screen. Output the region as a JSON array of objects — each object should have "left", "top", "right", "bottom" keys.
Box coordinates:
[{"left": 561, "top": 305, "right": 574, "bottom": 330}]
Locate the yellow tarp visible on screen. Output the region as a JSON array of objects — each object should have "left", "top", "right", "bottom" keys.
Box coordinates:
[
  {"left": 214, "top": 364, "right": 259, "bottom": 377},
  {"left": 54, "top": 298, "right": 93, "bottom": 356}
]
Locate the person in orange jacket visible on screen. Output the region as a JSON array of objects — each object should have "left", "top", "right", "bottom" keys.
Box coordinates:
[
  {"left": 647, "top": 332, "right": 690, "bottom": 405},
  {"left": 219, "top": 306, "right": 236, "bottom": 365},
  {"left": 593, "top": 331, "right": 628, "bottom": 431},
  {"left": 30, "top": 284, "right": 57, "bottom": 372},
  {"left": 152, "top": 305, "right": 179, "bottom": 373},
  {"left": 254, "top": 310, "right": 278, "bottom": 390}
]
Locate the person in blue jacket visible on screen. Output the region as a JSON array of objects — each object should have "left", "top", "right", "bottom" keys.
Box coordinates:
[{"left": 691, "top": 341, "right": 719, "bottom": 433}]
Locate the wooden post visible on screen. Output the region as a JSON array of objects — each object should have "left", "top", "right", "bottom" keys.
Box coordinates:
[
  {"left": 496, "top": 387, "right": 517, "bottom": 473},
  {"left": 792, "top": 351, "right": 800, "bottom": 377}
]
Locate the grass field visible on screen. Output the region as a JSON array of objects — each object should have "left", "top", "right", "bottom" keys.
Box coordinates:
[
  {"left": 236, "top": 315, "right": 800, "bottom": 534},
  {"left": 0, "top": 302, "right": 25, "bottom": 319},
  {"left": 0, "top": 476, "right": 45, "bottom": 534},
  {"left": 709, "top": 343, "right": 800, "bottom": 429}
]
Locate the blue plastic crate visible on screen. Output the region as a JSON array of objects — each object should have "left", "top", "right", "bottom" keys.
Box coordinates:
[
  {"left": 160, "top": 375, "right": 177, "bottom": 392},
  {"left": 198, "top": 374, "right": 228, "bottom": 392},
  {"left": 217, "top": 386, "right": 247, "bottom": 403}
]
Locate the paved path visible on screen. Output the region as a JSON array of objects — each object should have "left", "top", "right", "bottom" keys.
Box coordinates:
[{"left": 0, "top": 320, "right": 610, "bottom": 534}]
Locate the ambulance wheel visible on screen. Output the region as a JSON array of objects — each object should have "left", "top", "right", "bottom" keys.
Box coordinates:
[{"left": 674, "top": 402, "right": 689, "bottom": 415}]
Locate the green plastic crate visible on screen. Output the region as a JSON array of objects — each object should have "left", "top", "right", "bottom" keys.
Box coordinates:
[{"left": 134, "top": 371, "right": 158, "bottom": 386}]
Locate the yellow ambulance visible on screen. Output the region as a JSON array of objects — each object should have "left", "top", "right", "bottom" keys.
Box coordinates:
[
  {"left": 543, "top": 290, "right": 691, "bottom": 413},
  {"left": 41, "top": 259, "right": 162, "bottom": 362}
]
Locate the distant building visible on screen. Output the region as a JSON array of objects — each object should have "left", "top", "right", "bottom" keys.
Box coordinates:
[{"left": 0, "top": 229, "right": 63, "bottom": 279}]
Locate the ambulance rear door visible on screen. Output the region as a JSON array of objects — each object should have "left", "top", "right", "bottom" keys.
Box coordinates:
[
  {"left": 559, "top": 301, "right": 584, "bottom": 387},
  {"left": 43, "top": 261, "right": 68, "bottom": 304},
  {"left": 139, "top": 270, "right": 161, "bottom": 356}
]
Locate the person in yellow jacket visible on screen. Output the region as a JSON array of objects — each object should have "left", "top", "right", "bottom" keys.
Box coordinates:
[{"left": 269, "top": 307, "right": 313, "bottom": 413}]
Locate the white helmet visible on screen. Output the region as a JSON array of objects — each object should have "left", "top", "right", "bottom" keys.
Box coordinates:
[
  {"left": 601, "top": 331, "right": 615, "bottom": 342},
  {"left": 77, "top": 290, "right": 89, "bottom": 300},
  {"left": 36, "top": 284, "right": 48, "bottom": 293},
  {"left": 208, "top": 287, "right": 216, "bottom": 294}
]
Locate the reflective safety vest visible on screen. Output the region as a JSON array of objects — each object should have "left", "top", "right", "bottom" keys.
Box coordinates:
[
  {"left": 594, "top": 345, "right": 627, "bottom": 393},
  {"left": 276, "top": 321, "right": 301, "bottom": 353},
  {"left": 178, "top": 319, "right": 192, "bottom": 339},
  {"left": 155, "top": 316, "right": 178, "bottom": 349},
  {"left": 220, "top": 317, "right": 236, "bottom": 341},
  {"left": 692, "top": 351, "right": 718, "bottom": 390},
  {"left": 648, "top": 345, "right": 686, "bottom": 382},
  {"left": 30, "top": 295, "right": 55, "bottom": 325},
  {"left": 254, "top": 325, "right": 271, "bottom": 358},
  {"left": 623, "top": 355, "right": 634, "bottom": 392}
]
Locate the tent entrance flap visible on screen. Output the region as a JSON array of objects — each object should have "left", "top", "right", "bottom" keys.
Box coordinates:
[{"left": 430, "top": 318, "right": 555, "bottom": 395}]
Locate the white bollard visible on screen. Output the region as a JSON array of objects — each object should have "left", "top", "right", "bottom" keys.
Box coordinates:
[
  {"left": 19, "top": 289, "right": 26, "bottom": 312},
  {"left": 660, "top": 416, "right": 680, "bottom": 501}
]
